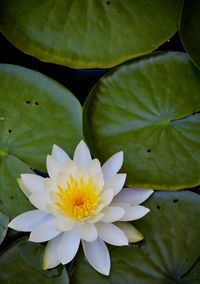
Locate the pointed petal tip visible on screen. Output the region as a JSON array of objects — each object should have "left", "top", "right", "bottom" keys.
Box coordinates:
[
  {"left": 77, "top": 140, "right": 87, "bottom": 147},
  {"left": 145, "top": 207, "right": 150, "bottom": 214},
  {"left": 149, "top": 189, "right": 154, "bottom": 195},
  {"left": 52, "top": 144, "right": 59, "bottom": 154},
  {"left": 7, "top": 221, "right": 14, "bottom": 229},
  {"left": 46, "top": 154, "right": 51, "bottom": 161},
  {"left": 73, "top": 140, "right": 92, "bottom": 167},
  {"left": 115, "top": 151, "right": 123, "bottom": 161},
  {"left": 101, "top": 266, "right": 110, "bottom": 276}
]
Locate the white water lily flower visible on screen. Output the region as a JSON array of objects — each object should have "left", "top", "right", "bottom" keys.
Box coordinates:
[{"left": 8, "top": 141, "right": 153, "bottom": 275}]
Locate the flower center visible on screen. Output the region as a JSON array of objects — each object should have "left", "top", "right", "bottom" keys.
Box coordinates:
[{"left": 56, "top": 176, "right": 100, "bottom": 220}]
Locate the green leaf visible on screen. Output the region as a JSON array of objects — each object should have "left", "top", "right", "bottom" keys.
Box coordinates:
[
  {"left": 0, "top": 239, "right": 69, "bottom": 283},
  {"left": 0, "top": 0, "right": 182, "bottom": 68},
  {"left": 0, "top": 212, "right": 9, "bottom": 245},
  {"left": 180, "top": 0, "right": 200, "bottom": 70},
  {"left": 0, "top": 64, "right": 82, "bottom": 218},
  {"left": 71, "top": 191, "right": 200, "bottom": 283},
  {"left": 83, "top": 52, "right": 200, "bottom": 190}
]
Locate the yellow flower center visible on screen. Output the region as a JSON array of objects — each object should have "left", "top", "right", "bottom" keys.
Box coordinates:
[{"left": 56, "top": 176, "right": 100, "bottom": 220}]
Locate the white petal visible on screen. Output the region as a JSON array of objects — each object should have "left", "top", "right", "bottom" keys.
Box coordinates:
[
  {"left": 82, "top": 238, "right": 110, "bottom": 276},
  {"left": 8, "top": 210, "right": 50, "bottom": 232},
  {"left": 46, "top": 204, "right": 61, "bottom": 216},
  {"left": 96, "top": 189, "right": 114, "bottom": 213},
  {"left": 73, "top": 140, "right": 92, "bottom": 167},
  {"left": 96, "top": 222, "right": 128, "bottom": 246},
  {"left": 21, "top": 174, "right": 45, "bottom": 194},
  {"left": 57, "top": 160, "right": 78, "bottom": 187},
  {"left": 116, "top": 222, "right": 144, "bottom": 243},
  {"left": 57, "top": 228, "right": 80, "bottom": 264},
  {"left": 87, "top": 213, "right": 105, "bottom": 224},
  {"left": 104, "top": 174, "right": 126, "bottom": 196},
  {"left": 29, "top": 218, "right": 60, "bottom": 242},
  {"left": 102, "top": 151, "right": 123, "bottom": 180},
  {"left": 113, "top": 188, "right": 153, "bottom": 205},
  {"left": 78, "top": 222, "right": 97, "bottom": 242},
  {"left": 55, "top": 216, "right": 75, "bottom": 231},
  {"left": 29, "top": 193, "right": 51, "bottom": 212},
  {"left": 44, "top": 178, "right": 58, "bottom": 194},
  {"left": 46, "top": 155, "right": 64, "bottom": 182},
  {"left": 43, "top": 234, "right": 62, "bottom": 270},
  {"left": 87, "top": 159, "right": 102, "bottom": 176},
  {"left": 17, "top": 178, "right": 31, "bottom": 197},
  {"left": 51, "top": 144, "right": 70, "bottom": 164},
  {"left": 101, "top": 206, "right": 125, "bottom": 222},
  {"left": 92, "top": 173, "right": 104, "bottom": 191},
  {"left": 119, "top": 205, "right": 150, "bottom": 221}
]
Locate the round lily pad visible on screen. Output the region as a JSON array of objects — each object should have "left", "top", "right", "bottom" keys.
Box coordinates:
[
  {"left": 180, "top": 0, "right": 200, "bottom": 70},
  {"left": 0, "top": 0, "right": 182, "bottom": 68},
  {"left": 0, "top": 64, "right": 82, "bottom": 218},
  {"left": 83, "top": 52, "right": 200, "bottom": 190},
  {"left": 0, "top": 212, "right": 9, "bottom": 245},
  {"left": 71, "top": 191, "right": 200, "bottom": 283},
  {"left": 0, "top": 238, "right": 69, "bottom": 283}
]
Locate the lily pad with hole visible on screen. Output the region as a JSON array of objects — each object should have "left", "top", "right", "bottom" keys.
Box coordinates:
[
  {"left": 180, "top": 0, "right": 200, "bottom": 70},
  {"left": 83, "top": 52, "right": 200, "bottom": 190},
  {"left": 71, "top": 191, "right": 200, "bottom": 283},
  {"left": 0, "top": 0, "right": 182, "bottom": 68},
  {"left": 0, "top": 212, "right": 9, "bottom": 245},
  {"left": 0, "top": 64, "right": 82, "bottom": 218},
  {"left": 0, "top": 238, "right": 69, "bottom": 283}
]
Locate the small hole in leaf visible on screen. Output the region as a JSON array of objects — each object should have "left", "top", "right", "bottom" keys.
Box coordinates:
[
  {"left": 106, "top": 1, "right": 111, "bottom": 5},
  {"left": 173, "top": 199, "right": 178, "bottom": 203},
  {"left": 157, "top": 205, "right": 160, "bottom": 209},
  {"left": 26, "top": 100, "right": 31, "bottom": 104},
  {"left": 9, "top": 193, "right": 13, "bottom": 199},
  {"left": 147, "top": 149, "right": 152, "bottom": 153},
  {"left": 8, "top": 129, "right": 12, "bottom": 133},
  {"left": 35, "top": 102, "right": 39, "bottom": 106}
]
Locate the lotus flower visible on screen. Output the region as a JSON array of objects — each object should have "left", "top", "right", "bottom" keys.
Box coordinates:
[{"left": 8, "top": 141, "right": 153, "bottom": 275}]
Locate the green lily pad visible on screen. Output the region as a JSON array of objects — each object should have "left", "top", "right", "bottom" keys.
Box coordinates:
[
  {"left": 0, "top": 212, "right": 9, "bottom": 245},
  {"left": 0, "top": 64, "right": 82, "bottom": 218},
  {"left": 0, "top": 155, "right": 34, "bottom": 219},
  {"left": 0, "top": 239, "right": 69, "bottom": 283},
  {"left": 71, "top": 191, "right": 200, "bottom": 283},
  {"left": 180, "top": 0, "right": 200, "bottom": 70},
  {"left": 83, "top": 52, "right": 200, "bottom": 190},
  {"left": 0, "top": 0, "right": 182, "bottom": 68}
]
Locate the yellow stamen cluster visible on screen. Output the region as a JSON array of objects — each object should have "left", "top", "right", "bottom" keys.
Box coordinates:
[{"left": 56, "top": 176, "right": 100, "bottom": 220}]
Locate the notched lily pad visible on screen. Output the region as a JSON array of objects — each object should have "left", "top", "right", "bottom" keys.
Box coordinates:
[
  {"left": 0, "top": 0, "right": 182, "bottom": 68},
  {"left": 83, "top": 52, "right": 200, "bottom": 189},
  {"left": 71, "top": 191, "right": 200, "bottom": 283}
]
